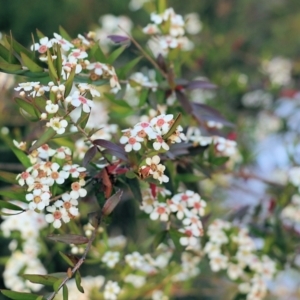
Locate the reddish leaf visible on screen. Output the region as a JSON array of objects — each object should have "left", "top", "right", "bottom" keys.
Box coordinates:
[
  {"left": 83, "top": 145, "right": 97, "bottom": 167},
  {"left": 186, "top": 79, "right": 217, "bottom": 90},
  {"left": 94, "top": 168, "right": 113, "bottom": 198},
  {"left": 93, "top": 139, "right": 128, "bottom": 161},
  {"left": 102, "top": 190, "right": 123, "bottom": 216},
  {"left": 47, "top": 234, "right": 89, "bottom": 245},
  {"left": 175, "top": 90, "right": 193, "bottom": 113}
]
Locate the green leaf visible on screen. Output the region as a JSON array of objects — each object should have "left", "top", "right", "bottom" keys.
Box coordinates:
[
  {"left": 169, "top": 228, "right": 185, "bottom": 249},
  {"left": 6, "top": 34, "right": 34, "bottom": 58},
  {"left": 63, "top": 285, "right": 69, "bottom": 300},
  {"left": 21, "top": 274, "right": 58, "bottom": 286},
  {"left": 59, "top": 252, "right": 75, "bottom": 267},
  {"left": 55, "top": 44, "right": 63, "bottom": 81},
  {"left": 0, "top": 290, "right": 44, "bottom": 300},
  {"left": 0, "top": 61, "right": 22, "bottom": 72},
  {"left": 139, "top": 88, "right": 149, "bottom": 106},
  {"left": 47, "top": 49, "right": 58, "bottom": 83},
  {"left": 21, "top": 52, "right": 44, "bottom": 73},
  {"left": 53, "top": 278, "right": 64, "bottom": 293},
  {"left": 0, "top": 171, "right": 17, "bottom": 184},
  {"left": 0, "top": 188, "right": 27, "bottom": 202},
  {"left": 47, "top": 234, "right": 89, "bottom": 245},
  {"left": 107, "top": 45, "right": 126, "bottom": 64},
  {"left": 117, "top": 56, "right": 142, "bottom": 78},
  {"left": 15, "top": 97, "right": 40, "bottom": 120},
  {"left": 153, "top": 230, "right": 168, "bottom": 249},
  {"left": 29, "top": 128, "right": 57, "bottom": 152},
  {"left": 1, "top": 133, "right": 31, "bottom": 168},
  {"left": 59, "top": 26, "right": 72, "bottom": 41},
  {"left": 64, "top": 65, "right": 76, "bottom": 96},
  {"left": 36, "top": 29, "right": 45, "bottom": 40},
  {"left": 91, "top": 43, "right": 107, "bottom": 63},
  {"left": 0, "top": 44, "right": 18, "bottom": 64},
  {"left": 104, "top": 93, "right": 132, "bottom": 108},
  {"left": 125, "top": 177, "right": 143, "bottom": 203},
  {"left": 0, "top": 200, "right": 24, "bottom": 211},
  {"left": 75, "top": 271, "right": 84, "bottom": 293},
  {"left": 162, "top": 113, "right": 182, "bottom": 140}
]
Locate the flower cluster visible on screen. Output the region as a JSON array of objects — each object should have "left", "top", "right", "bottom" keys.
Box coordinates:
[
  {"left": 120, "top": 113, "right": 186, "bottom": 152},
  {"left": 140, "top": 188, "right": 206, "bottom": 249},
  {"left": 143, "top": 7, "right": 196, "bottom": 56},
  {"left": 204, "top": 219, "right": 276, "bottom": 300},
  {"left": 15, "top": 143, "right": 87, "bottom": 228}
]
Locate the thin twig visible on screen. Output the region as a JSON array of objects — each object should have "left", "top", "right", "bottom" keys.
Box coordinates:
[
  {"left": 118, "top": 26, "right": 169, "bottom": 80},
  {"left": 46, "top": 214, "right": 101, "bottom": 300}
]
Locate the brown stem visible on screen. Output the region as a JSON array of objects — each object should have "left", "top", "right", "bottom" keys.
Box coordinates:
[
  {"left": 118, "top": 26, "right": 168, "bottom": 80},
  {"left": 46, "top": 214, "right": 101, "bottom": 300}
]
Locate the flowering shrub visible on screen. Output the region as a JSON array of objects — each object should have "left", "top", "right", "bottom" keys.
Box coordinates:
[{"left": 1, "top": 1, "right": 300, "bottom": 300}]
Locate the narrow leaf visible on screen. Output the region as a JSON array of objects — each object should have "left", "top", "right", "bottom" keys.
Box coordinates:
[
  {"left": 0, "top": 61, "right": 22, "bottom": 72},
  {"left": 0, "top": 200, "right": 24, "bottom": 211},
  {"left": 153, "top": 230, "right": 168, "bottom": 249},
  {"left": 175, "top": 90, "right": 192, "bottom": 113},
  {"left": 0, "top": 189, "right": 27, "bottom": 202},
  {"left": 29, "top": 128, "right": 56, "bottom": 152},
  {"left": 91, "top": 43, "right": 107, "bottom": 63},
  {"left": 0, "top": 290, "right": 44, "bottom": 300},
  {"left": 36, "top": 29, "right": 45, "bottom": 40},
  {"left": 102, "top": 190, "right": 123, "bottom": 216},
  {"left": 75, "top": 271, "right": 84, "bottom": 293},
  {"left": 47, "top": 49, "right": 58, "bottom": 83},
  {"left": 15, "top": 97, "right": 40, "bottom": 119},
  {"left": 6, "top": 34, "right": 33, "bottom": 58},
  {"left": 21, "top": 52, "right": 44, "bottom": 72},
  {"left": 58, "top": 252, "right": 76, "bottom": 267},
  {"left": 125, "top": 177, "right": 143, "bottom": 202},
  {"left": 47, "top": 234, "right": 89, "bottom": 245},
  {"left": 93, "top": 139, "right": 127, "bottom": 161},
  {"left": 64, "top": 65, "right": 76, "bottom": 96},
  {"left": 21, "top": 274, "right": 58, "bottom": 286},
  {"left": 88, "top": 211, "right": 102, "bottom": 228},
  {"left": 0, "top": 171, "right": 17, "bottom": 184},
  {"left": 162, "top": 113, "right": 181, "bottom": 140},
  {"left": 59, "top": 26, "right": 72, "bottom": 41},
  {"left": 107, "top": 35, "right": 130, "bottom": 44},
  {"left": 0, "top": 44, "right": 18, "bottom": 64},
  {"left": 83, "top": 145, "right": 97, "bottom": 167},
  {"left": 107, "top": 45, "right": 126, "bottom": 64},
  {"left": 63, "top": 285, "right": 69, "bottom": 300},
  {"left": 186, "top": 79, "right": 217, "bottom": 90},
  {"left": 53, "top": 278, "right": 64, "bottom": 293},
  {"left": 117, "top": 56, "right": 142, "bottom": 78}
]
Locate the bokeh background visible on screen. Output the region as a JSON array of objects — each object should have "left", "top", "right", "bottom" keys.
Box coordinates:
[{"left": 1, "top": 0, "right": 300, "bottom": 299}]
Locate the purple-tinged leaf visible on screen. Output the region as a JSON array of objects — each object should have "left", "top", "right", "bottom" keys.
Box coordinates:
[
  {"left": 102, "top": 190, "right": 123, "bottom": 216},
  {"left": 107, "top": 35, "right": 130, "bottom": 44},
  {"left": 191, "top": 103, "right": 234, "bottom": 127},
  {"left": 175, "top": 90, "right": 193, "bottom": 113},
  {"left": 83, "top": 145, "right": 97, "bottom": 167},
  {"left": 93, "top": 139, "right": 128, "bottom": 161},
  {"left": 88, "top": 211, "right": 102, "bottom": 228},
  {"left": 47, "top": 234, "right": 89, "bottom": 245},
  {"left": 157, "top": 54, "right": 168, "bottom": 73},
  {"left": 186, "top": 80, "right": 217, "bottom": 90}
]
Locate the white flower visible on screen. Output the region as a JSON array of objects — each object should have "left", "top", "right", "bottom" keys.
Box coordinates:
[
  {"left": 62, "top": 164, "right": 86, "bottom": 178},
  {"left": 16, "top": 171, "right": 35, "bottom": 186},
  {"left": 15, "top": 81, "right": 40, "bottom": 92},
  {"left": 125, "top": 251, "right": 145, "bottom": 269},
  {"left": 101, "top": 251, "right": 120, "bottom": 268},
  {"left": 227, "top": 263, "right": 244, "bottom": 280},
  {"left": 45, "top": 201, "right": 69, "bottom": 228},
  {"left": 47, "top": 117, "right": 68, "bottom": 134},
  {"left": 150, "top": 114, "right": 173, "bottom": 135},
  {"left": 179, "top": 227, "right": 200, "bottom": 248},
  {"left": 150, "top": 203, "right": 170, "bottom": 221},
  {"left": 124, "top": 274, "right": 145, "bottom": 288},
  {"left": 152, "top": 164, "right": 169, "bottom": 184},
  {"left": 53, "top": 33, "right": 74, "bottom": 51},
  {"left": 120, "top": 135, "right": 144, "bottom": 152},
  {"left": 26, "top": 190, "right": 50, "bottom": 211},
  {"left": 71, "top": 91, "right": 94, "bottom": 113},
  {"left": 86, "top": 62, "right": 107, "bottom": 76},
  {"left": 31, "top": 37, "right": 54, "bottom": 53},
  {"left": 78, "top": 83, "right": 101, "bottom": 97},
  {"left": 70, "top": 182, "right": 87, "bottom": 199},
  {"left": 209, "top": 253, "right": 228, "bottom": 272},
  {"left": 68, "top": 49, "right": 88, "bottom": 61},
  {"left": 103, "top": 280, "right": 120, "bottom": 300},
  {"left": 45, "top": 100, "right": 59, "bottom": 114},
  {"left": 153, "top": 135, "right": 169, "bottom": 151}
]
